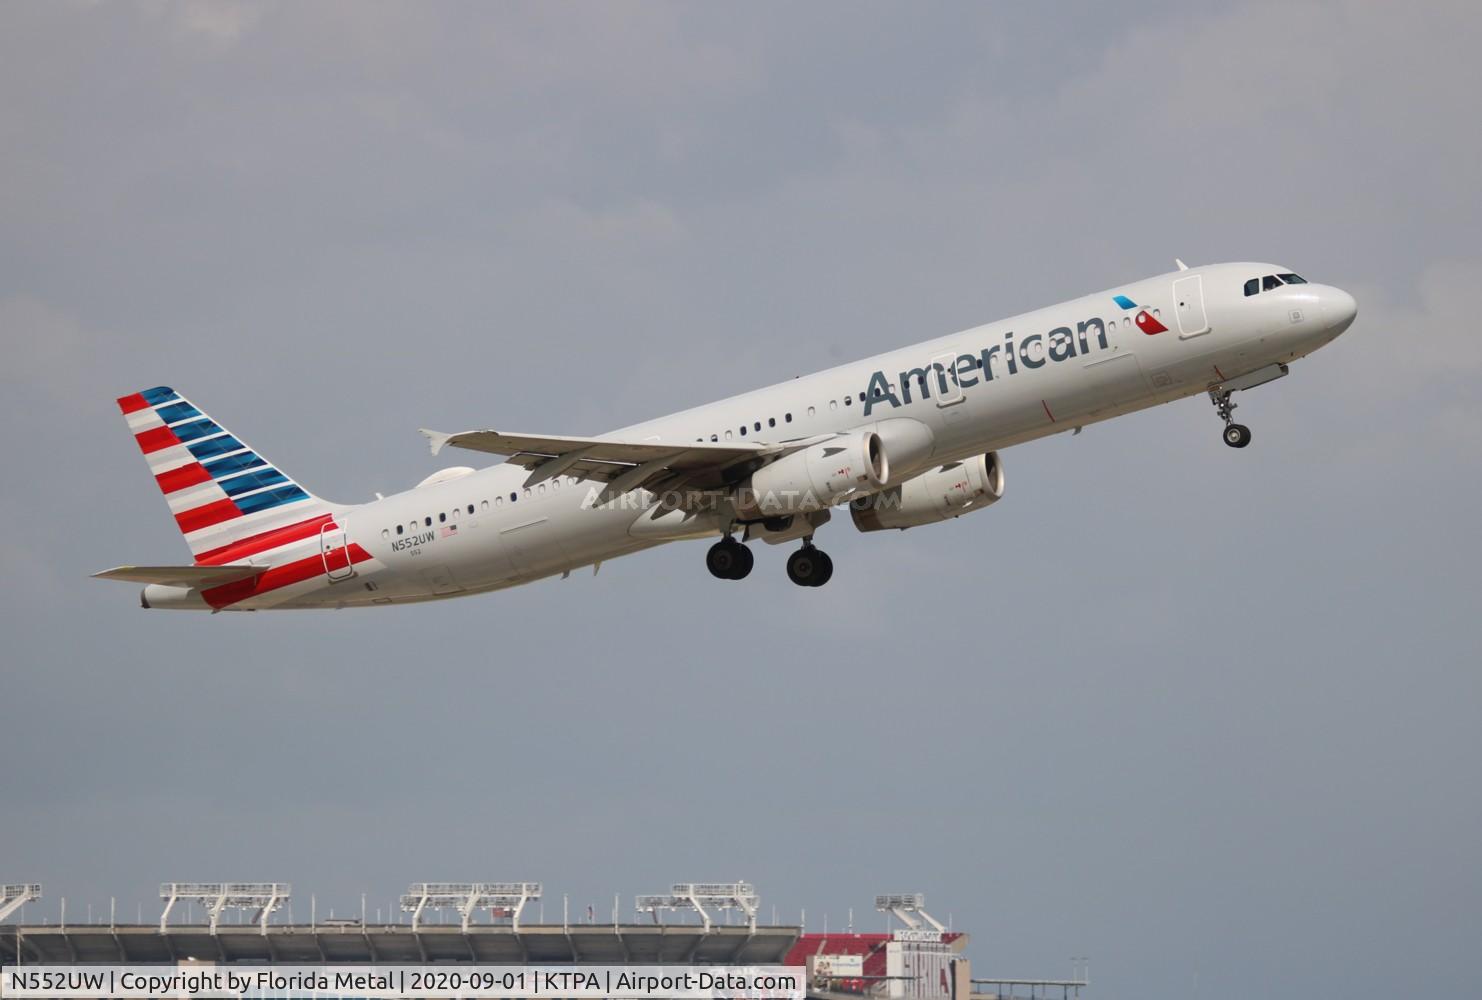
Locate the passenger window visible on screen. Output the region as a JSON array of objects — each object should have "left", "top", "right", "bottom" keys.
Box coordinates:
[
  {"left": 1244, "top": 278, "right": 1259, "bottom": 296},
  {"left": 510, "top": 492, "right": 517, "bottom": 502},
  {"left": 481, "top": 500, "right": 489, "bottom": 511},
  {"left": 1263, "top": 274, "right": 1283, "bottom": 291},
  {"left": 725, "top": 430, "right": 733, "bottom": 440},
  {"left": 710, "top": 434, "right": 718, "bottom": 442},
  {"left": 807, "top": 407, "right": 816, "bottom": 417},
  {"left": 768, "top": 417, "right": 776, "bottom": 427},
  {"left": 1278, "top": 273, "right": 1307, "bottom": 284},
  {"left": 754, "top": 421, "right": 761, "bottom": 431},
  {"left": 538, "top": 483, "right": 546, "bottom": 494},
  {"left": 396, "top": 525, "right": 403, "bottom": 535},
  {"left": 843, "top": 395, "right": 851, "bottom": 406},
  {"left": 739, "top": 426, "right": 747, "bottom": 436},
  {"left": 467, "top": 504, "right": 474, "bottom": 515},
  {"left": 439, "top": 512, "right": 446, "bottom": 523},
  {"left": 785, "top": 413, "right": 793, "bottom": 422},
  {"left": 382, "top": 529, "right": 390, "bottom": 540},
  {"left": 829, "top": 399, "right": 838, "bottom": 411},
  {"left": 424, "top": 516, "right": 432, "bottom": 527}
]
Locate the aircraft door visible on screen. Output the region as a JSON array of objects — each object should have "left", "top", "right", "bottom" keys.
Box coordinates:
[
  {"left": 320, "top": 520, "right": 356, "bottom": 582},
  {"left": 1173, "top": 274, "right": 1211, "bottom": 337},
  {"left": 933, "top": 349, "right": 965, "bottom": 408}
]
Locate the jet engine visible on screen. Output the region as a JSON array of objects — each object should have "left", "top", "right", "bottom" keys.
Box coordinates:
[
  {"left": 849, "top": 451, "right": 1005, "bottom": 531},
  {"left": 737, "top": 429, "right": 888, "bottom": 517}
]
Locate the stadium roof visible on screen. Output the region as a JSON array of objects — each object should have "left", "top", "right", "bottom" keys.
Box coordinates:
[{"left": 0, "top": 923, "right": 798, "bottom": 965}]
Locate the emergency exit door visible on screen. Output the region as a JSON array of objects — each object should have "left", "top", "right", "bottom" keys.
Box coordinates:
[
  {"left": 320, "top": 521, "right": 356, "bottom": 582},
  {"left": 1173, "top": 274, "right": 1210, "bottom": 338}
]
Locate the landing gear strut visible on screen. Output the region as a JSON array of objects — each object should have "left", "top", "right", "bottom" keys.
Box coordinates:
[
  {"left": 1210, "top": 387, "right": 1252, "bottom": 449},
  {"left": 706, "top": 537, "right": 753, "bottom": 580},
  {"left": 786, "top": 538, "right": 833, "bottom": 588}
]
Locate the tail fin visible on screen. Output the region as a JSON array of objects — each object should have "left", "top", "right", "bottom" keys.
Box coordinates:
[{"left": 116, "top": 386, "right": 334, "bottom": 562}]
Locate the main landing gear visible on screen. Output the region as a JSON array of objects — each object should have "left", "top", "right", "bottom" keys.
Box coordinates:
[
  {"left": 705, "top": 534, "right": 834, "bottom": 587},
  {"left": 785, "top": 538, "right": 833, "bottom": 588},
  {"left": 706, "top": 536, "right": 754, "bottom": 580},
  {"left": 1210, "top": 386, "right": 1252, "bottom": 449}
]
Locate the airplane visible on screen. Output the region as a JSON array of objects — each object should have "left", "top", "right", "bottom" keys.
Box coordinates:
[{"left": 95, "top": 261, "right": 1357, "bottom": 611}]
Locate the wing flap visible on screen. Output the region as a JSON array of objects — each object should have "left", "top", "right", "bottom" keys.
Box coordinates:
[
  {"left": 92, "top": 564, "right": 263, "bottom": 588},
  {"left": 421, "top": 427, "right": 789, "bottom": 494},
  {"left": 422, "top": 428, "right": 774, "bottom": 467},
  {"left": 421, "top": 427, "right": 838, "bottom": 498}
]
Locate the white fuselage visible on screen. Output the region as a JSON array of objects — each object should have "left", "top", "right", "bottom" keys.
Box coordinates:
[{"left": 150, "top": 262, "right": 1356, "bottom": 609}]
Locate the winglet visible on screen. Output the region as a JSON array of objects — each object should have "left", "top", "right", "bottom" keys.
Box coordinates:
[{"left": 420, "top": 428, "right": 452, "bottom": 456}]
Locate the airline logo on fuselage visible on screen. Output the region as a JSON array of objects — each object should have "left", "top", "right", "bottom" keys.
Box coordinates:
[
  {"left": 862, "top": 313, "right": 1114, "bottom": 416},
  {"left": 1116, "top": 293, "right": 1168, "bottom": 335}
]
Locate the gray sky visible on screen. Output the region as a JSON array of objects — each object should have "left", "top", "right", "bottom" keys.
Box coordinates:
[{"left": 2, "top": 3, "right": 1479, "bottom": 998}]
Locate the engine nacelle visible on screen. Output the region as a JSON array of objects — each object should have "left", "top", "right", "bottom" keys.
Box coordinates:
[
  {"left": 868, "top": 417, "right": 936, "bottom": 483},
  {"left": 849, "top": 452, "right": 1005, "bottom": 531},
  {"left": 738, "top": 430, "right": 888, "bottom": 517}
]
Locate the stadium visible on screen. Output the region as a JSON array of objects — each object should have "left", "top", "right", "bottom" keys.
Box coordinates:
[{"left": 0, "top": 884, "right": 1084, "bottom": 1000}]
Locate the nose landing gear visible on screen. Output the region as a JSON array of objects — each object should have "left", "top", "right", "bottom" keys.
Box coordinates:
[{"left": 1210, "top": 387, "right": 1252, "bottom": 449}]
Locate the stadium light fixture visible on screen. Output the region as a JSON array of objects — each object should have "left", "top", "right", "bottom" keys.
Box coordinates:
[
  {"left": 875, "top": 893, "right": 946, "bottom": 933},
  {"left": 400, "top": 882, "right": 542, "bottom": 932},
  {"left": 0, "top": 884, "right": 41, "bottom": 923},
  {"left": 635, "top": 882, "right": 759, "bottom": 932},
  {"left": 159, "top": 883, "right": 289, "bottom": 934}
]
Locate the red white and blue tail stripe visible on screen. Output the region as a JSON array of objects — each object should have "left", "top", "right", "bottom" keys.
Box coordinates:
[{"left": 116, "top": 386, "right": 330, "bottom": 561}]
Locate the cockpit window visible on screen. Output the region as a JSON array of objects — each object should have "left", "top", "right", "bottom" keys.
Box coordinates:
[
  {"left": 1262, "top": 274, "right": 1283, "bottom": 291},
  {"left": 1244, "top": 278, "right": 1259, "bottom": 297},
  {"left": 1278, "top": 273, "right": 1307, "bottom": 284}
]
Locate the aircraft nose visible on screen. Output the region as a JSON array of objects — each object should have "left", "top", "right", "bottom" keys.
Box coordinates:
[{"left": 1324, "top": 287, "right": 1358, "bottom": 335}]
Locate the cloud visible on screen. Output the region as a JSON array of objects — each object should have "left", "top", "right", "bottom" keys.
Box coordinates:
[
  {"left": 141, "top": 0, "right": 266, "bottom": 50},
  {"left": 0, "top": 294, "right": 94, "bottom": 394},
  {"left": 2, "top": 6, "right": 1480, "bottom": 1000}
]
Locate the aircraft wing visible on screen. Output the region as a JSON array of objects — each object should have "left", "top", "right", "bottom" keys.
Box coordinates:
[
  {"left": 421, "top": 428, "right": 809, "bottom": 495},
  {"left": 92, "top": 565, "right": 263, "bottom": 588}
]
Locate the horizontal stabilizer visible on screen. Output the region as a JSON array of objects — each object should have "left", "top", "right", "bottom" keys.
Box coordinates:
[{"left": 92, "top": 564, "right": 262, "bottom": 588}]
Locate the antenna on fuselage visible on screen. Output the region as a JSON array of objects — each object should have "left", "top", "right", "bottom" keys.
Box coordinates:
[{"left": 1175, "top": 258, "right": 1189, "bottom": 270}]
